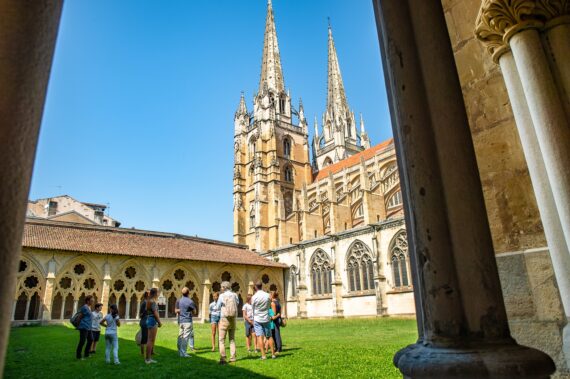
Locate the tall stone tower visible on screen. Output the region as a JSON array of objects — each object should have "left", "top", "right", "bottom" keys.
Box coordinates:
[
  {"left": 313, "top": 25, "right": 367, "bottom": 170},
  {"left": 233, "top": 0, "right": 312, "bottom": 252}
]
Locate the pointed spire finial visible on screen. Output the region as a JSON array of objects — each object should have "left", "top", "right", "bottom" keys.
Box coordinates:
[
  {"left": 326, "top": 21, "right": 349, "bottom": 118},
  {"left": 236, "top": 91, "right": 248, "bottom": 116},
  {"left": 360, "top": 113, "right": 365, "bottom": 133},
  {"left": 259, "top": 0, "right": 285, "bottom": 93}
]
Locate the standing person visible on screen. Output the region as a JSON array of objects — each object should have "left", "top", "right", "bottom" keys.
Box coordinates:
[
  {"left": 209, "top": 292, "right": 221, "bottom": 352},
  {"left": 100, "top": 304, "right": 121, "bottom": 364},
  {"left": 216, "top": 281, "right": 239, "bottom": 365},
  {"left": 89, "top": 303, "right": 103, "bottom": 354},
  {"left": 139, "top": 290, "right": 149, "bottom": 357},
  {"left": 251, "top": 282, "right": 276, "bottom": 360},
  {"left": 76, "top": 295, "right": 94, "bottom": 360},
  {"left": 145, "top": 288, "right": 162, "bottom": 364},
  {"left": 175, "top": 287, "right": 197, "bottom": 357},
  {"left": 270, "top": 291, "right": 283, "bottom": 353},
  {"left": 242, "top": 294, "right": 255, "bottom": 353}
]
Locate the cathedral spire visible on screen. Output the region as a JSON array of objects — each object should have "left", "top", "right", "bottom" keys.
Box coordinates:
[
  {"left": 259, "top": 0, "right": 285, "bottom": 93},
  {"left": 236, "top": 91, "right": 248, "bottom": 117},
  {"left": 326, "top": 23, "right": 349, "bottom": 117}
]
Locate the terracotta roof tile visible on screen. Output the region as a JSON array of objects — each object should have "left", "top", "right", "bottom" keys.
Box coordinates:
[
  {"left": 22, "top": 219, "right": 286, "bottom": 268},
  {"left": 315, "top": 138, "right": 394, "bottom": 181}
]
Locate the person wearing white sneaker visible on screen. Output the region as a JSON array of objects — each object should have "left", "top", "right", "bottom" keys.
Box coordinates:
[{"left": 100, "top": 304, "right": 121, "bottom": 365}]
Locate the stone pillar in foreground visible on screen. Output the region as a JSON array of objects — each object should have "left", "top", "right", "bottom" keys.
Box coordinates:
[
  {"left": 100, "top": 263, "right": 111, "bottom": 315},
  {"left": 373, "top": 0, "right": 555, "bottom": 377},
  {"left": 0, "top": 0, "right": 63, "bottom": 371}
]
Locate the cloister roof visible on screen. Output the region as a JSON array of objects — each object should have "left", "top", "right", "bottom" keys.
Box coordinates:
[{"left": 22, "top": 219, "right": 286, "bottom": 269}]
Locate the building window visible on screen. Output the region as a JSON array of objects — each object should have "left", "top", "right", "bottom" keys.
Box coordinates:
[
  {"left": 47, "top": 201, "right": 58, "bottom": 216},
  {"left": 283, "top": 191, "right": 293, "bottom": 218},
  {"left": 388, "top": 190, "right": 403, "bottom": 208},
  {"left": 249, "top": 137, "right": 256, "bottom": 159},
  {"left": 249, "top": 210, "right": 255, "bottom": 229},
  {"left": 283, "top": 138, "right": 291, "bottom": 158},
  {"left": 346, "top": 241, "right": 375, "bottom": 292},
  {"left": 289, "top": 265, "right": 298, "bottom": 298},
  {"left": 94, "top": 210, "right": 104, "bottom": 224},
  {"left": 390, "top": 231, "right": 410, "bottom": 289},
  {"left": 279, "top": 97, "right": 286, "bottom": 113},
  {"left": 323, "top": 157, "right": 333, "bottom": 167},
  {"left": 310, "top": 250, "right": 332, "bottom": 296},
  {"left": 284, "top": 165, "right": 293, "bottom": 183}
]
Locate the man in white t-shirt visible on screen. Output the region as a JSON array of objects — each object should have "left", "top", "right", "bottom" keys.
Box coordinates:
[{"left": 251, "top": 282, "right": 275, "bottom": 360}]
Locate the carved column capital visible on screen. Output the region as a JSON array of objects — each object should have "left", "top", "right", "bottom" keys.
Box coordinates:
[{"left": 475, "top": 0, "right": 570, "bottom": 62}]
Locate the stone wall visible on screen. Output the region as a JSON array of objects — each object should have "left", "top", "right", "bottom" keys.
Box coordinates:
[{"left": 442, "top": 0, "right": 567, "bottom": 374}]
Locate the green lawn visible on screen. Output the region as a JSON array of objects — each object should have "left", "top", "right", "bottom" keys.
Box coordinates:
[{"left": 5, "top": 318, "right": 416, "bottom": 379}]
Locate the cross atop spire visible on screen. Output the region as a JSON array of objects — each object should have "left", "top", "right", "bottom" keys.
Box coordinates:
[
  {"left": 326, "top": 23, "right": 349, "bottom": 118},
  {"left": 259, "top": 0, "right": 285, "bottom": 93}
]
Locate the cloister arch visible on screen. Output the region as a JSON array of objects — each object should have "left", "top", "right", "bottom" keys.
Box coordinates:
[
  {"left": 51, "top": 258, "right": 101, "bottom": 320},
  {"left": 160, "top": 264, "right": 202, "bottom": 318},
  {"left": 13, "top": 256, "right": 45, "bottom": 321}
]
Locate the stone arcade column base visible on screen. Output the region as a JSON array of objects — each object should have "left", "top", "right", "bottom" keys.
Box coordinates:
[{"left": 395, "top": 344, "right": 554, "bottom": 379}]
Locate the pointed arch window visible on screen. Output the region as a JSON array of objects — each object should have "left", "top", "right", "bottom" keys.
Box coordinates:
[
  {"left": 390, "top": 231, "right": 410, "bottom": 289},
  {"left": 387, "top": 190, "right": 403, "bottom": 208},
  {"left": 310, "top": 250, "right": 332, "bottom": 296},
  {"left": 346, "top": 242, "right": 375, "bottom": 292},
  {"left": 284, "top": 165, "right": 293, "bottom": 183},
  {"left": 289, "top": 265, "right": 298, "bottom": 298},
  {"left": 323, "top": 157, "right": 333, "bottom": 167},
  {"left": 283, "top": 138, "right": 291, "bottom": 158},
  {"left": 250, "top": 209, "right": 255, "bottom": 229}
]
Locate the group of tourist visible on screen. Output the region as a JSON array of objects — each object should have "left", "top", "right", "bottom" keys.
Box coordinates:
[
  {"left": 209, "top": 281, "right": 284, "bottom": 364},
  {"left": 73, "top": 282, "right": 285, "bottom": 365}
]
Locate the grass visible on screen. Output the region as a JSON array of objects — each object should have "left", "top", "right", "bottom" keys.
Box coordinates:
[{"left": 5, "top": 317, "right": 417, "bottom": 379}]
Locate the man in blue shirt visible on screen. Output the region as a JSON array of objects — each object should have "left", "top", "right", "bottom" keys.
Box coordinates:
[
  {"left": 76, "top": 295, "right": 94, "bottom": 359},
  {"left": 175, "top": 287, "right": 197, "bottom": 357}
]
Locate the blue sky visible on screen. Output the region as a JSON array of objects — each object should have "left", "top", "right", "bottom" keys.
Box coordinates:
[{"left": 30, "top": 0, "right": 392, "bottom": 241}]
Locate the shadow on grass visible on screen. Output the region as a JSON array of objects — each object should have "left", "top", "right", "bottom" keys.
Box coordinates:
[{"left": 5, "top": 325, "right": 274, "bottom": 379}]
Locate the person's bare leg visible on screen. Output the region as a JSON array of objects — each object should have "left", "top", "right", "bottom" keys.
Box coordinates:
[
  {"left": 211, "top": 323, "right": 217, "bottom": 351},
  {"left": 146, "top": 329, "right": 156, "bottom": 361},
  {"left": 140, "top": 343, "right": 145, "bottom": 355},
  {"left": 269, "top": 336, "right": 275, "bottom": 357},
  {"left": 257, "top": 335, "right": 266, "bottom": 358}
]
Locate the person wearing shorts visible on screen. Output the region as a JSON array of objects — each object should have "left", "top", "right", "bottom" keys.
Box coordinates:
[
  {"left": 251, "top": 282, "right": 275, "bottom": 360},
  {"left": 90, "top": 303, "right": 103, "bottom": 354},
  {"left": 242, "top": 295, "right": 255, "bottom": 352},
  {"left": 209, "top": 292, "right": 221, "bottom": 352}
]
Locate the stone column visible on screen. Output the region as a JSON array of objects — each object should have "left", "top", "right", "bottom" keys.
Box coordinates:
[
  {"left": 125, "top": 300, "right": 131, "bottom": 320},
  {"left": 135, "top": 299, "right": 141, "bottom": 320},
  {"left": 509, "top": 29, "right": 570, "bottom": 249},
  {"left": 499, "top": 51, "right": 570, "bottom": 319},
  {"left": 100, "top": 263, "right": 111, "bottom": 315},
  {"left": 42, "top": 259, "right": 57, "bottom": 322},
  {"left": 373, "top": 0, "right": 555, "bottom": 377},
  {"left": 200, "top": 280, "right": 211, "bottom": 323},
  {"left": 372, "top": 234, "right": 387, "bottom": 316},
  {"left": 72, "top": 300, "right": 78, "bottom": 316},
  {"left": 296, "top": 250, "right": 308, "bottom": 319},
  {"left": 330, "top": 244, "right": 344, "bottom": 318},
  {"left": 0, "top": 0, "right": 62, "bottom": 371},
  {"left": 11, "top": 302, "right": 17, "bottom": 322},
  {"left": 543, "top": 17, "right": 570, "bottom": 116}
]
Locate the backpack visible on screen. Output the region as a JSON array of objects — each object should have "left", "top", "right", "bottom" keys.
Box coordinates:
[
  {"left": 221, "top": 293, "right": 238, "bottom": 318},
  {"left": 70, "top": 311, "right": 82, "bottom": 328}
]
